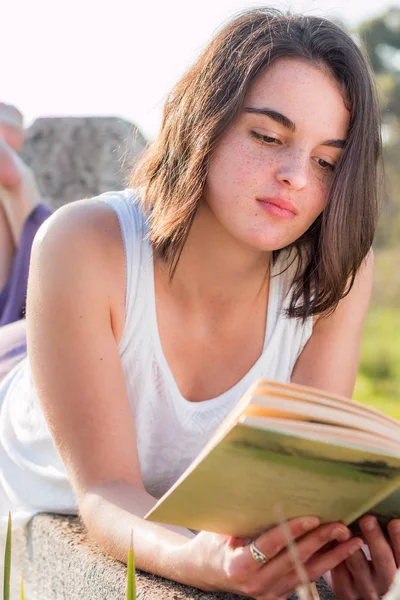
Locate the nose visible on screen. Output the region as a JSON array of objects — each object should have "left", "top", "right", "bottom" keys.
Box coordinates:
[{"left": 275, "top": 150, "right": 308, "bottom": 190}]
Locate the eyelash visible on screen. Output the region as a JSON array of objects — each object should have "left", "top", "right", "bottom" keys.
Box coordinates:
[{"left": 250, "top": 131, "right": 336, "bottom": 172}]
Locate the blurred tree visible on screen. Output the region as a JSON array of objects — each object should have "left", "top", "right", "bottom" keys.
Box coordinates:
[
  {"left": 359, "top": 8, "right": 400, "bottom": 75},
  {"left": 352, "top": 11, "right": 400, "bottom": 407},
  {"left": 357, "top": 8, "right": 400, "bottom": 250}
]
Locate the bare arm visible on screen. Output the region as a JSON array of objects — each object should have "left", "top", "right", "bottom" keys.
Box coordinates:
[
  {"left": 26, "top": 200, "right": 195, "bottom": 584},
  {"left": 291, "top": 250, "right": 374, "bottom": 397}
]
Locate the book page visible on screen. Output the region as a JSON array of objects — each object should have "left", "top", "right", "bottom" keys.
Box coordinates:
[
  {"left": 243, "top": 416, "right": 400, "bottom": 454},
  {"left": 253, "top": 379, "right": 400, "bottom": 429},
  {"left": 245, "top": 397, "right": 399, "bottom": 441}
]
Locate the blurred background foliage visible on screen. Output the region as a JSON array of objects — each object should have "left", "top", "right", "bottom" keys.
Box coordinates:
[{"left": 351, "top": 7, "right": 400, "bottom": 417}]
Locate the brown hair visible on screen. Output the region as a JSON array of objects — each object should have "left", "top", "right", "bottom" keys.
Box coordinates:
[{"left": 129, "top": 7, "right": 382, "bottom": 319}]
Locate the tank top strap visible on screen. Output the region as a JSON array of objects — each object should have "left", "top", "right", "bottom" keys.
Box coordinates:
[{"left": 99, "top": 188, "right": 148, "bottom": 356}]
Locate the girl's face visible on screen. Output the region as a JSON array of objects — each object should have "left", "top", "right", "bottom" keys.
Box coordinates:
[{"left": 203, "top": 57, "right": 350, "bottom": 252}]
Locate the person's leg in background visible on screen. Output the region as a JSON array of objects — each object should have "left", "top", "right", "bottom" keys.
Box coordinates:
[
  {"left": 0, "top": 106, "right": 53, "bottom": 327},
  {"left": 0, "top": 201, "right": 15, "bottom": 293},
  {"left": 0, "top": 103, "right": 24, "bottom": 151},
  {"left": 0, "top": 133, "right": 42, "bottom": 249},
  {"left": 0, "top": 104, "right": 53, "bottom": 381}
]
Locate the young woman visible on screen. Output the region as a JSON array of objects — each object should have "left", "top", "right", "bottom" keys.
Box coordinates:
[{"left": 0, "top": 8, "right": 399, "bottom": 599}]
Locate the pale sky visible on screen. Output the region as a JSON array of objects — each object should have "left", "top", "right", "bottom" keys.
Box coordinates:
[{"left": 3, "top": 0, "right": 399, "bottom": 140}]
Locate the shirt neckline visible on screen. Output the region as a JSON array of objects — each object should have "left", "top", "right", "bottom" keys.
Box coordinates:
[{"left": 145, "top": 238, "right": 281, "bottom": 410}]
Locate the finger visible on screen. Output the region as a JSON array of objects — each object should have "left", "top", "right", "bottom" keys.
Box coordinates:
[
  {"left": 388, "top": 519, "right": 400, "bottom": 568},
  {"left": 330, "top": 562, "right": 357, "bottom": 600},
  {"left": 359, "top": 515, "right": 397, "bottom": 591},
  {"left": 258, "top": 522, "right": 352, "bottom": 579},
  {"left": 241, "top": 516, "right": 320, "bottom": 570},
  {"left": 275, "top": 537, "right": 364, "bottom": 595},
  {"left": 345, "top": 548, "right": 380, "bottom": 600}
]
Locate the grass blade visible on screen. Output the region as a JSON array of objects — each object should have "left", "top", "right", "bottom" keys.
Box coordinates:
[
  {"left": 126, "top": 530, "right": 136, "bottom": 600},
  {"left": 20, "top": 575, "right": 25, "bottom": 600},
  {"left": 3, "top": 512, "right": 12, "bottom": 600},
  {"left": 274, "top": 506, "right": 320, "bottom": 600}
]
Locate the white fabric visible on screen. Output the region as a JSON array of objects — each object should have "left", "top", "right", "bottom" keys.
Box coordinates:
[{"left": 0, "top": 189, "right": 313, "bottom": 530}]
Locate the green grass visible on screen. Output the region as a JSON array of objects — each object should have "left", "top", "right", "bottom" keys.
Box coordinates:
[
  {"left": 354, "top": 307, "right": 400, "bottom": 419},
  {"left": 126, "top": 531, "right": 136, "bottom": 600},
  {"left": 3, "top": 513, "right": 11, "bottom": 600}
]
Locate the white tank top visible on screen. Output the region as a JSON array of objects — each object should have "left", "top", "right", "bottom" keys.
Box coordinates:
[{"left": 0, "top": 189, "right": 313, "bottom": 529}]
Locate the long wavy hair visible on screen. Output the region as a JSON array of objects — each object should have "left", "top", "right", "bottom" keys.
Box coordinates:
[{"left": 129, "top": 7, "right": 382, "bottom": 319}]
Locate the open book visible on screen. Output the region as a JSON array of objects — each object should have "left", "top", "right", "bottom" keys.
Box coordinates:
[{"left": 145, "top": 379, "right": 400, "bottom": 538}]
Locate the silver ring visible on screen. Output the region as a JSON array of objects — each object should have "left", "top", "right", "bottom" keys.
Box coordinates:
[{"left": 249, "top": 541, "right": 268, "bottom": 564}]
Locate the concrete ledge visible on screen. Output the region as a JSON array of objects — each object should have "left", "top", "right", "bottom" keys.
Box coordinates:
[{"left": 12, "top": 514, "right": 338, "bottom": 599}]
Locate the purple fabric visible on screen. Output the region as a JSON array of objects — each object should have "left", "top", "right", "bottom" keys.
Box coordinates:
[
  {"left": 0, "top": 203, "right": 52, "bottom": 382},
  {"left": 0, "top": 203, "right": 52, "bottom": 327}
]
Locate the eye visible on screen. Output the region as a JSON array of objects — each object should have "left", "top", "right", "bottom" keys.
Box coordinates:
[
  {"left": 251, "top": 131, "right": 281, "bottom": 145},
  {"left": 314, "top": 157, "right": 335, "bottom": 171}
]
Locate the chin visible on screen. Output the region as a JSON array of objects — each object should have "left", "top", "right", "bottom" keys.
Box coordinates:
[
  {"left": 242, "top": 231, "right": 296, "bottom": 253},
  {"left": 214, "top": 213, "right": 302, "bottom": 253}
]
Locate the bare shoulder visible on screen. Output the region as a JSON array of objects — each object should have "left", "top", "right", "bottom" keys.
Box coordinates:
[
  {"left": 34, "top": 197, "right": 123, "bottom": 256},
  {"left": 31, "top": 197, "right": 126, "bottom": 342}
]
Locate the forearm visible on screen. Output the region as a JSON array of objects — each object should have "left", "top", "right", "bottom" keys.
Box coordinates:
[{"left": 79, "top": 482, "right": 197, "bottom": 585}]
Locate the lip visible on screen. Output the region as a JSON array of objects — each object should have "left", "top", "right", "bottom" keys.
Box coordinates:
[{"left": 257, "top": 197, "right": 297, "bottom": 219}]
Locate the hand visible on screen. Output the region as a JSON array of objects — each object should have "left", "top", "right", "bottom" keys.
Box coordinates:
[
  {"left": 179, "top": 517, "right": 364, "bottom": 599},
  {"left": 331, "top": 515, "right": 400, "bottom": 600}
]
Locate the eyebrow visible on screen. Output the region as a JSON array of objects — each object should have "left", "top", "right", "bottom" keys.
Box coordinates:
[{"left": 244, "top": 106, "right": 346, "bottom": 149}]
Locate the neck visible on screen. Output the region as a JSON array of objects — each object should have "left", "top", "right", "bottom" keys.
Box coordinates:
[{"left": 155, "top": 201, "right": 272, "bottom": 308}]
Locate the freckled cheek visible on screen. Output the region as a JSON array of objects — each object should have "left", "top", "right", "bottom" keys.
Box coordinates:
[
  {"left": 207, "top": 156, "right": 251, "bottom": 202},
  {"left": 312, "top": 179, "right": 331, "bottom": 213}
]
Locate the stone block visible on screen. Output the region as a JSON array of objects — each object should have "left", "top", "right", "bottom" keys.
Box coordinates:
[
  {"left": 11, "top": 514, "right": 338, "bottom": 599},
  {"left": 19, "top": 116, "right": 147, "bottom": 210}
]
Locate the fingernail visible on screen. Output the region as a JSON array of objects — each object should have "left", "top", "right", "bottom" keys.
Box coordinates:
[
  {"left": 362, "top": 517, "right": 376, "bottom": 532},
  {"left": 389, "top": 520, "right": 400, "bottom": 534},
  {"left": 302, "top": 517, "right": 320, "bottom": 531},
  {"left": 332, "top": 527, "right": 350, "bottom": 541},
  {"left": 348, "top": 541, "right": 363, "bottom": 556}
]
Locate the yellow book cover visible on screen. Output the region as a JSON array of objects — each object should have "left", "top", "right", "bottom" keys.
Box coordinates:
[{"left": 145, "top": 380, "right": 400, "bottom": 538}]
